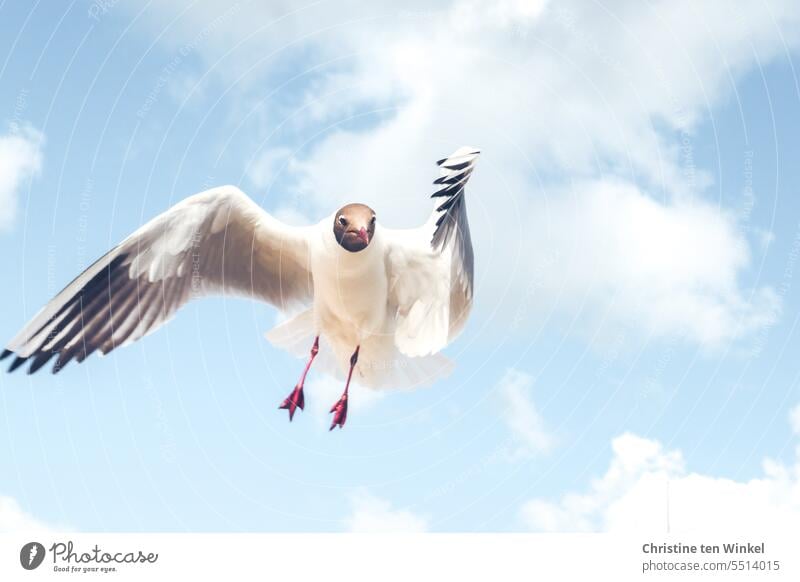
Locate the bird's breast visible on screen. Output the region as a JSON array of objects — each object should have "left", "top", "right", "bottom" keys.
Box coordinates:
[{"left": 311, "top": 245, "right": 388, "bottom": 341}]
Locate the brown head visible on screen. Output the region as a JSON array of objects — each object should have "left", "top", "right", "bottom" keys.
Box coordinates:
[{"left": 333, "top": 203, "right": 376, "bottom": 252}]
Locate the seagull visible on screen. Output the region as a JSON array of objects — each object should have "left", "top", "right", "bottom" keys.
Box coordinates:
[{"left": 2, "top": 146, "right": 480, "bottom": 430}]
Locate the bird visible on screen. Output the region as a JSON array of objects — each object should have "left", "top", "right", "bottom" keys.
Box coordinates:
[{"left": 2, "top": 146, "right": 480, "bottom": 430}]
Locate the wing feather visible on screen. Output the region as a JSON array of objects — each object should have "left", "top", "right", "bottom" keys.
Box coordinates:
[
  {"left": 384, "top": 147, "right": 479, "bottom": 357},
  {"left": 4, "top": 185, "right": 313, "bottom": 374}
]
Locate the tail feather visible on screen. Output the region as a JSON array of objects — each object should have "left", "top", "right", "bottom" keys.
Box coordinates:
[{"left": 265, "top": 309, "right": 454, "bottom": 389}]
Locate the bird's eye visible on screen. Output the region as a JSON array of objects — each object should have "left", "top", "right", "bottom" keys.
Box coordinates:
[
  {"left": 338, "top": 216, "right": 347, "bottom": 226},
  {"left": 370, "top": 215, "right": 376, "bottom": 224}
]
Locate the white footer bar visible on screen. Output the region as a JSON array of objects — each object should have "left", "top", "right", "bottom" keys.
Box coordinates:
[{"left": 1, "top": 533, "right": 795, "bottom": 581}]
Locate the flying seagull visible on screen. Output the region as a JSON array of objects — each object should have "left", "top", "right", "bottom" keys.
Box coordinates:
[{"left": 2, "top": 146, "right": 480, "bottom": 430}]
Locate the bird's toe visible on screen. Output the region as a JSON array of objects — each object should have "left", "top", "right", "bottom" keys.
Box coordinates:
[
  {"left": 278, "top": 385, "right": 305, "bottom": 421},
  {"left": 328, "top": 394, "right": 348, "bottom": 430}
]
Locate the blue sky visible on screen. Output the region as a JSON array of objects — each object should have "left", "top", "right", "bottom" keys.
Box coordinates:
[{"left": 2, "top": 0, "right": 800, "bottom": 533}]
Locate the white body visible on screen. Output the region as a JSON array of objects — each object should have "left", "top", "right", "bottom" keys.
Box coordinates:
[
  {"left": 312, "top": 221, "right": 388, "bottom": 346},
  {"left": 268, "top": 221, "right": 454, "bottom": 389}
]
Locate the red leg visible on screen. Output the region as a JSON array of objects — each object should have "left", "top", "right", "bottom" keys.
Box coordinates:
[
  {"left": 330, "top": 346, "right": 359, "bottom": 431},
  {"left": 279, "top": 336, "right": 319, "bottom": 421}
]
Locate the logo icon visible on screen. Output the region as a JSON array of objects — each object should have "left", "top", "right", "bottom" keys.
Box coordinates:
[{"left": 20, "top": 542, "right": 46, "bottom": 570}]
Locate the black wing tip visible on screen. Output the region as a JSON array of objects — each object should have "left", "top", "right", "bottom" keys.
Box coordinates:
[
  {"left": 3, "top": 348, "right": 67, "bottom": 375},
  {"left": 28, "top": 351, "right": 57, "bottom": 375},
  {"left": 429, "top": 148, "right": 479, "bottom": 249},
  {"left": 435, "top": 147, "right": 481, "bottom": 166},
  {"left": 2, "top": 349, "right": 27, "bottom": 373},
  {"left": 441, "top": 160, "right": 471, "bottom": 171},
  {"left": 8, "top": 355, "right": 29, "bottom": 373}
]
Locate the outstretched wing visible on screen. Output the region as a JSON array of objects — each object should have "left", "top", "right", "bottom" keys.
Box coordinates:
[
  {"left": 2, "top": 185, "right": 313, "bottom": 374},
  {"left": 384, "top": 147, "right": 479, "bottom": 357}
]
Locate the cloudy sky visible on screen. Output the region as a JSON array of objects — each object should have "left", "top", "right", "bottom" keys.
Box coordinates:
[{"left": 2, "top": 0, "right": 800, "bottom": 532}]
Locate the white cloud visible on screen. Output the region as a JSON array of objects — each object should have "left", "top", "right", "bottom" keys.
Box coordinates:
[
  {"left": 131, "top": 0, "right": 800, "bottom": 191},
  {"left": 129, "top": 0, "right": 800, "bottom": 347},
  {"left": 496, "top": 369, "right": 553, "bottom": 457},
  {"left": 521, "top": 406, "right": 800, "bottom": 533},
  {"left": 523, "top": 179, "right": 779, "bottom": 346},
  {"left": 344, "top": 489, "right": 429, "bottom": 532},
  {"left": 0, "top": 125, "right": 44, "bottom": 232},
  {"left": 0, "top": 495, "right": 59, "bottom": 533}
]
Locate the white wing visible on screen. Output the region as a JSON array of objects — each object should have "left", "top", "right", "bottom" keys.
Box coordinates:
[
  {"left": 384, "top": 147, "right": 479, "bottom": 357},
  {"left": 2, "top": 185, "right": 313, "bottom": 374}
]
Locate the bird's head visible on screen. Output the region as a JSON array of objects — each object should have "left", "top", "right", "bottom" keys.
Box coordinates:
[{"left": 333, "top": 203, "right": 376, "bottom": 252}]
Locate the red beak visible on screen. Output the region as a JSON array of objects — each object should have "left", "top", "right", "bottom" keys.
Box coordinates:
[{"left": 357, "top": 227, "right": 370, "bottom": 245}]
